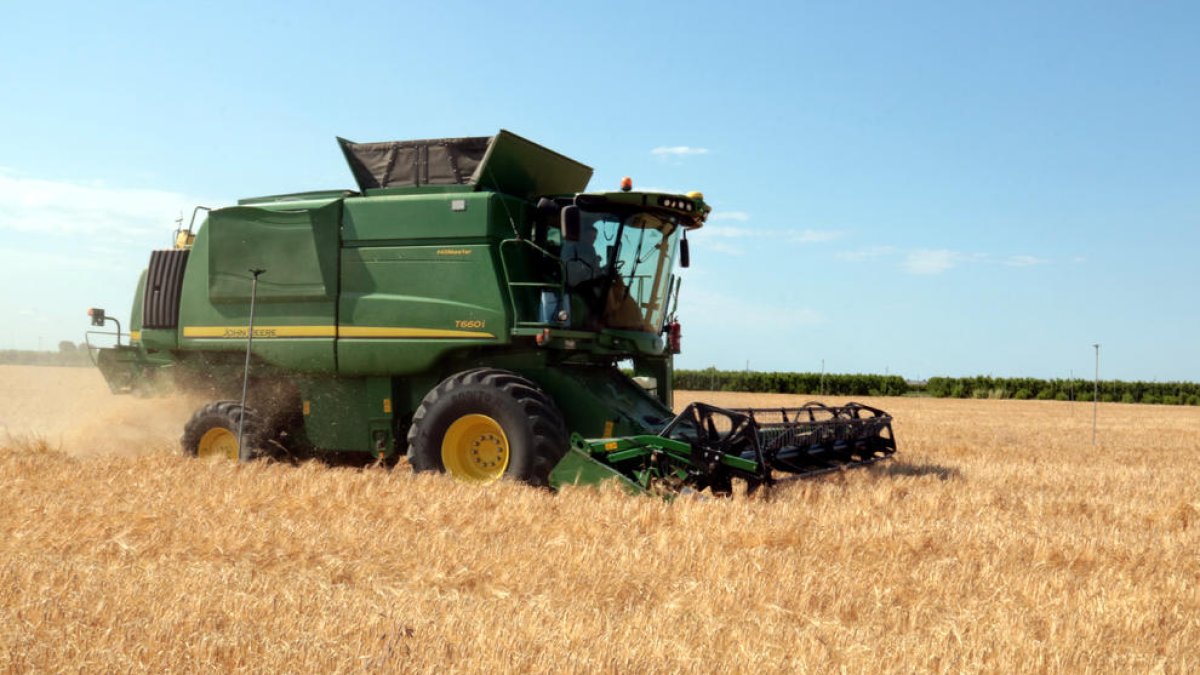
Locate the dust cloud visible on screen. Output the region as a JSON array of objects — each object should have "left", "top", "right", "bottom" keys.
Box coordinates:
[{"left": 0, "top": 365, "right": 205, "bottom": 457}]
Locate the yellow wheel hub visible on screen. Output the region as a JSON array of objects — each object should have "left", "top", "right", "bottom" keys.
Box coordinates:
[
  {"left": 197, "top": 427, "right": 239, "bottom": 461},
  {"left": 441, "top": 414, "right": 510, "bottom": 483}
]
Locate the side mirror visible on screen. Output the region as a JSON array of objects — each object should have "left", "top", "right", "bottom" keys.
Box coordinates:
[
  {"left": 561, "top": 205, "right": 581, "bottom": 242},
  {"left": 534, "top": 198, "right": 559, "bottom": 246},
  {"left": 679, "top": 236, "right": 690, "bottom": 268},
  {"left": 88, "top": 307, "right": 107, "bottom": 327}
]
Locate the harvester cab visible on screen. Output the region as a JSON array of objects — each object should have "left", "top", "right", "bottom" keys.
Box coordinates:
[
  {"left": 555, "top": 189, "right": 697, "bottom": 337},
  {"left": 87, "top": 130, "right": 895, "bottom": 495}
]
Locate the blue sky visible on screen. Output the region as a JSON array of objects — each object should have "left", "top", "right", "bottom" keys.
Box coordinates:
[{"left": 1, "top": 1, "right": 1197, "bottom": 381}]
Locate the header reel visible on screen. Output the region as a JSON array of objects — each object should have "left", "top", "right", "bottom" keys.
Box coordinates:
[{"left": 560, "top": 401, "right": 897, "bottom": 496}]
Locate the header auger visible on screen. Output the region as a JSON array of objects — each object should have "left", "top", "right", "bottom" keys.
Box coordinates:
[{"left": 87, "top": 130, "right": 897, "bottom": 496}]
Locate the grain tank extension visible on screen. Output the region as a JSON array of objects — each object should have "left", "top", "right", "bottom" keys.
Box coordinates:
[{"left": 88, "top": 131, "right": 895, "bottom": 494}]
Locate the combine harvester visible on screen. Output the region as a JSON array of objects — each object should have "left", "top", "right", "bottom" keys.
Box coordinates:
[{"left": 87, "top": 131, "right": 895, "bottom": 495}]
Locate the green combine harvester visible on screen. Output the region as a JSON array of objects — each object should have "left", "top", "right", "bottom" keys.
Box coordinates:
[{"left": 87, "top": 131, "right": 895, "bottom": 494}]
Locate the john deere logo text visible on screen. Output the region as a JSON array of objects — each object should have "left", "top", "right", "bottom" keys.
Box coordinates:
[{"left": 221, "top": 327, "right": 278, "bottom": 338}]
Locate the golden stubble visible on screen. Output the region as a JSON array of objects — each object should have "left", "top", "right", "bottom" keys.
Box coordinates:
[{"left": 1, "top": 366, "right": 1198, "bottom": 673}]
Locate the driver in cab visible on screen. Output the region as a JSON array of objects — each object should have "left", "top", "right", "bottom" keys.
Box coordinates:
[
  {"left": 562, "top": 221, "right": 601, "bottom": 287},
  {"left": 561, "top": 221, "right": 644, "bottom": 330}
]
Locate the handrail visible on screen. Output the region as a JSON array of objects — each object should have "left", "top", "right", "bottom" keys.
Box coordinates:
[
  {"left": 83, "top": 329, "right": 129, "bottom": 366},
  {"left": 499, "top": 238, "right": 566, "bottom": 329}
]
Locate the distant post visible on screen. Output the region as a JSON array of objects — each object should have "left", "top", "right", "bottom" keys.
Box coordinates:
[{"left": 1092, "top": 344, "right": 1100, "bottom": 446}]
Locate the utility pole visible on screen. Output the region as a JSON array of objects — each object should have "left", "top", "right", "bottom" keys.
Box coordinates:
[
  {"left": 820, "top": 358, "right": 826, "bottom": 396},
  {"left": 1092, "top": 344, "right": 1100, "bottom": 446}
]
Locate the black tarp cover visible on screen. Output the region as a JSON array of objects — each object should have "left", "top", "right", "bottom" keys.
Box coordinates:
[
  {"left": 338, "top": 130, "right": 593, "bottom": 199},
  {"left": 337, "top": 135, "right": 489, "bottom": 191}
]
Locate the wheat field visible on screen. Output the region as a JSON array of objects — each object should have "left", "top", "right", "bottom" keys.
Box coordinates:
[{"left": 1, "top": 365, "right": 1197, "bottom": 673}]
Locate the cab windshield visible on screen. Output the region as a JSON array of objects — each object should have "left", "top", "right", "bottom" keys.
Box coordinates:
[{"left": 561, "top": 209, "right": 682, "bottom": 333}]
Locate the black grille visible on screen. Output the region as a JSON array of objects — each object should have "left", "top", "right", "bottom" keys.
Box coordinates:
[{"left": 142, "top": 249, "right": 190, "bottom": 329}]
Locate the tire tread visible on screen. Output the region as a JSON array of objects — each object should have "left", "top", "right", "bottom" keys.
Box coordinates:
[{"left": 407, "top": 368, "right": 568, "bottom": 486}]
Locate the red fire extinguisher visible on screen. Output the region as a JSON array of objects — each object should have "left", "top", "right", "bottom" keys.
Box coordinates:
[{"left": 666, "top": 321, "right": 682, "bottom": 354}]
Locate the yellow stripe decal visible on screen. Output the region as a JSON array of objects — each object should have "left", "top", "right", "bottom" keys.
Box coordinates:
[
  {"left": 339, "top": 326, "right": 496, "bottom": 340},
  {"left": 182, "top": 325, "right": 495, "bottom": 340}
]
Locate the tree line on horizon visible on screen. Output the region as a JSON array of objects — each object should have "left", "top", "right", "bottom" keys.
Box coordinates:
[
  {"left": 674, "top": 368, "right": 1200, "bottom": 406},
  {"left": 922, "top": 375, "right": 1200, "bottom": 406},
  {"left": 0, "top": 344, "right": 92, "bottom": 367},
  {"left": 4, "top": 350, "right": 1196, "bottom": 406},
  {"left": 673, "top": 368, "right": 909, "bottom": 397}
]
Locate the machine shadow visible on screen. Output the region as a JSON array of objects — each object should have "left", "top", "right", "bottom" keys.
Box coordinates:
[{"left": 872, "top": 461, "right": 962, "bottom": 480}]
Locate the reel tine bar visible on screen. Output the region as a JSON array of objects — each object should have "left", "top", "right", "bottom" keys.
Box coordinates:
[{"left": 736, "top": 401, "right": 896, "bottom": 475}]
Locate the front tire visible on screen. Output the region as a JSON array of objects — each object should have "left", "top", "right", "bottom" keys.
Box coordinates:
[
  {"left": 181, "top": 401, "right": 268, "bottom": 463},
  {"left": 407, "top": 369, "right": 568, "bottom": 486}
]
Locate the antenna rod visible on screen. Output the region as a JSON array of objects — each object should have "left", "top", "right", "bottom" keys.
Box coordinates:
[{"left": 237, "top": 269, "right": 266, "bottom": 459}]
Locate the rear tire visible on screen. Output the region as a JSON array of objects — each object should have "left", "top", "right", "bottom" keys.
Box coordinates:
[
  {"left": 407, "top": 368, "right": 568, "bottom": 486},
  {"left": 181, "top": 401, "right": 269, "bottom": 463}
]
